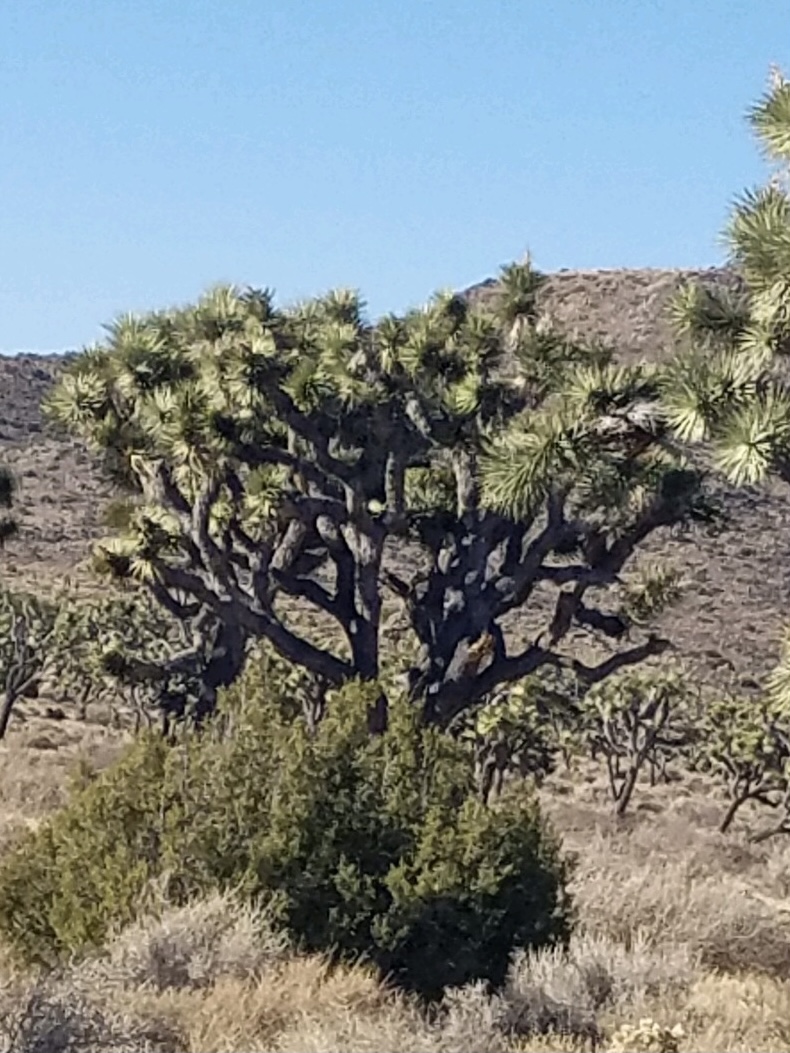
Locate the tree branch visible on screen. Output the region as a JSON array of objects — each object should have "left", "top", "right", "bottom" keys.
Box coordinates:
[
  {"left": 572, "top": 636, "right": 672, "bottom": 684},
  {"left": 426, "top": 642, "right": 560, "bottom": 725}
]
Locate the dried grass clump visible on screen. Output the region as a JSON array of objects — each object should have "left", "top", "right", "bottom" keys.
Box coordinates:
[
  {"left": 182, "top": 956, "right": 434, "bottom": 1053},
  {"left": 494, "top": 932, "right": 694, "bottom": 1047},
  {"left": 75, "top": 888, "right": 289, "bottom": 994},
  {"left": 73, "top": 910, "right": 596, "bottom": 1052},
  {"left": 0, "top": 974, "right": 176, "bottom": 1053},
  {"left": 5, "top": 887, "right": 790, "bottom": 1052},
  {"left": 680, "top": 972, "right": 790, "bottom": 1053},
  {"left": 572, "top": 847, "right": 790, "bottom": 977}
]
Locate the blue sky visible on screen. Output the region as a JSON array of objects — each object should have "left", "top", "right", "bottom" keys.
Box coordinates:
[{"left": 1, "top": 0, "right": 787, "bottom": 352}]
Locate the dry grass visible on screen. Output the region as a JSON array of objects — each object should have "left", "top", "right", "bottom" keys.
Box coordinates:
[
  {"left": 540, "top": 761, "right": 790, "bottom": 981},
  {"left": 3, "top": 953, "right": 788, "bottom": 1052},
  {"left": 31, "top": 919, "right": 790, "bottom": 1052},
  {"left": 0, "top": 972, "right": 178, "bottom": 1052},
  {"left": 501, "top": 933, "right": 696, "bottom": 1043},
  {"left": 572, "top": 845, "right": 790, "bottom": 978},
  {"left": 77, "top": 888, "right": 290, "bottom": 994},
  {"left": 0, "top": 720, "right": 126, "bottom": 852}
]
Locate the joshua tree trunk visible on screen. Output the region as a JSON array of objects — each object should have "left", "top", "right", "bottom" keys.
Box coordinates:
[
  {"left": 719, "top": 791, "right": 753, "bottom": 834},
  {"left": 191, "top": 621, "right": 249, "bottom": 723},
  {"left": 614, "top": 762, "right": 641, "bottom": 818},
  {"left": 0, "top": 685, "right": 21, "bottom": 741}
]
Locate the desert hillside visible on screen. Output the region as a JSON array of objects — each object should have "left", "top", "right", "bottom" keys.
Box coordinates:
[
  {"left": 464, "top": 264, "right": 746, "bottom": 363},
  {"left": 1, "top": 266, "right": 786, "bottom": 696}
]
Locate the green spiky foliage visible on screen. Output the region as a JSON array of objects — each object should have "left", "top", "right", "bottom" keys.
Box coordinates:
[
  {"left": 578, "top": 666, "right": 692, "bottom": 816},
  {"left": 665, "top": 68, "right": 790, "bottom": 485},
  {"left": 47, "top": 261, "right": 712, "bottom": 728}
]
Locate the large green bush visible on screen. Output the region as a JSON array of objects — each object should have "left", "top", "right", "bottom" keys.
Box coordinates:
[{"left": 0, "top": 653, "right": 572, "bottom": 998}]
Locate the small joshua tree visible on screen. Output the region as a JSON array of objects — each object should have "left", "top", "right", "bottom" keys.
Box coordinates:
[
  {"left": 0, "top": 588, "right": 59, "bottom": 739},
  {"left": 698, "top": 632, "right": 790, "bottom": 840},
  {"left": 459, "top": 677, "right": 564, "bottom": 804},
  {"left": 578, "top": 667, "right": 690, "bottom": 816},
  {"left": 47, "top": 259, "right": 715, "bottom": 728},
  {"left": 50, "top": 586, "right": 210, "bottom": 733},
  {"left": 0, "top": 578, "right": 207, "bottom": 738},
  {"left": 698, "top": 691, "right": 790, "bottom": 837}
]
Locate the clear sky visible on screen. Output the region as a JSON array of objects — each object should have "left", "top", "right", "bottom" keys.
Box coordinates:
[{"left": 1, "top": 0, "right": 787, "bottom": 352}]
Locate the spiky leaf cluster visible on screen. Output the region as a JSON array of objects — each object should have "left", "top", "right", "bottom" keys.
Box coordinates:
[
  {"left": 619, "top": 565, "right": 685, "bottom": 627},
  {"left": 665, "top": 68, "right": 790, "bottom": 485},
  {"left": 699, "top": 692, "right": 789, "bottom": 786},
  {"left": 481, "top": 357, "right": 708, "bottom": 529}
]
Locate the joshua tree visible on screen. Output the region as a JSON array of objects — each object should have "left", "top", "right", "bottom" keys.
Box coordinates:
[
  {"left": 578, "top": 667, "right": 691, "bottom": 817},
  {"left": 0, "top": 576, "right": 219, "bottom": 739},
  {"left": 699, "top": 629, "right": 790, "bottom": 842},
  {"left": 697, "top": 689, "right": 790, "bottom": 839},
  {"left": 49, "top": 586, "right": 211, "bottom": 733},
  {"left": 458, "top": 677, "right": 565, "bottom": 804},
  {"left": 0, "top": 588, "right": 59, "bottom": 739},
  {"left": 47, "top": 260, "right": 714, "bottom": 728}
]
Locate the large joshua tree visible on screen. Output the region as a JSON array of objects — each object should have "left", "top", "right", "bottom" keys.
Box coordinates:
[{"left": 48, "top": 260, "right": 712, "bottom": 728}]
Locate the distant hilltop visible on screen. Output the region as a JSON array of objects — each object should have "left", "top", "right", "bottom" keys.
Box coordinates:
[
  {"left": 0, "top": 266, "right": 742, "bottom": 443},
  {"left": 463, "top": 264, "right": 743, "bottom": 364}
]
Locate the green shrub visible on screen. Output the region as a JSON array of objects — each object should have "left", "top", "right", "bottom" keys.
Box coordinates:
[{"left": 0, "top": 654, "right": 573, "bottom": 999}]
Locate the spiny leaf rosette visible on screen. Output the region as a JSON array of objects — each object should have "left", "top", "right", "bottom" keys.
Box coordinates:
[
  {"left": 665, "top": 67, "right": 790, "bottom": 486},
  {"left": 47, "top": 261, "right": 713, "bottom": 728}
]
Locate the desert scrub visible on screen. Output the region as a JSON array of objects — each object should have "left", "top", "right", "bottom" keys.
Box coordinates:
[
  {"left": 0, "top": 975, "right": 177, "bottom": 1053},
  {"left": 0, "top": 658, "right": 572, "bottom": 1000},
  {"left": 75, "top": 889, "right": 290, "bottom": 993}
]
